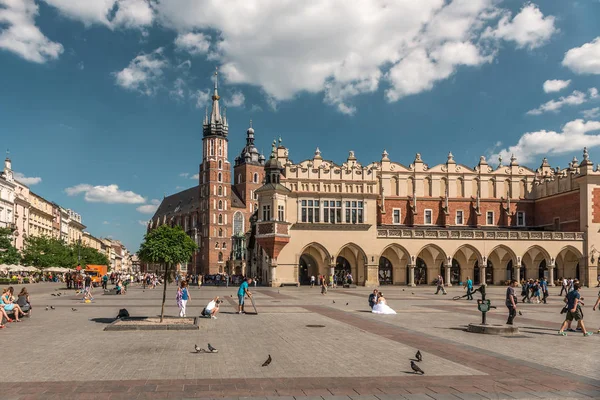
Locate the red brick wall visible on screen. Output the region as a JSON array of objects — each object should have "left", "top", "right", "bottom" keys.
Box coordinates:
[
  {"left": 592, "top": 188, "right": 600, "bottom": 223},
  {"left": 533, "top": 190, "right": 580, "bottom": 231}
]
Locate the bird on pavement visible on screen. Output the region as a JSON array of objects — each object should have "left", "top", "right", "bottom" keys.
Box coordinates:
[
  {"left": 415, "top": 350, "right": 422, "bottom": 362},
  {"left": 518, "top": 311, "right": 523, "bottom": 316},
  {"left": 411, "top": 361, "right": 424, "bottom": 374},
  {"left": 51, "top": 294, "right": 56, "bottom": 296},
  {"left": 208, "top": 343, "right": 218, "bottom": 353},
  {"left": 71, "top": 308, "right": 78, "bottom": 312},
  {"left": 194, "top": 344, "right": 201, "bottom": 353},
  {"left": 50, "top": 306, "right": 55, "bottom": 310},
  {"left": 402, "top": 289, "right": 405, "bottom": 291},
  {"left": 332, "top": 300, "right": 335, "bottom": 303},
  {"left": 262, "top": 355, "right": 272, "bottom": 367},
  {"left": 45, "top": 306, "right": 49, "bottom": 311},
  {"left": 411, "top": 292, "right": 415, "bottom": 295},
  {"left": 346, "top": 302, "right": 349, "bottom": 306}
]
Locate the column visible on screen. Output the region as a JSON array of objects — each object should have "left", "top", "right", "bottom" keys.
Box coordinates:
[
  {"left": 269, "top": 265, "right": 277, "bottom": 287},
  {"left": 445, "top": 262, "right": 452, "bottom": 287},
  {"left": 515, "top": 264, "right": 521, "bottom": 287},
  {"left": 408, "top": 264, "right": 416, "bottom": 287},
  {"left": 480, "top": 265, "right": 486, "bottom": 286},
  {"left": 329, "top": 264, "right": 335, "bottom": 278},
  {"left": 548, "top": 264, "right": 555, "bottom": 286}
]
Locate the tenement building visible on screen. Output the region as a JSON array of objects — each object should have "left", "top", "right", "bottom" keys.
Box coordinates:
[
  {"left": 253, "top": 144, "right": 596, "bottom": 287},
  {"left": 149, "top": 73, "right": 265, "bottom": 275}
]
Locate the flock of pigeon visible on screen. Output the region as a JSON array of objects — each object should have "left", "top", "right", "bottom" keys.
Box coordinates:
[
  {"left": 194, "top": 343, "right": 272, "bottom": 367},
  {"left": 411, "top": 350, "right": 425, "bottom": 374}
]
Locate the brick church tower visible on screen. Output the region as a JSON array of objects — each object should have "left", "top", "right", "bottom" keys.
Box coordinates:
[{"left": 199, "top": 71, "right": 232, "bottom": 274}]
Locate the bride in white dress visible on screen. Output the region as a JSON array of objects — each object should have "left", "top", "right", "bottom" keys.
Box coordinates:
[{"left": 371, "top": 293, "right": 397, "bottom": 314}]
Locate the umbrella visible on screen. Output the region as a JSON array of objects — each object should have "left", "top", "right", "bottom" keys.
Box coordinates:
[{"left": 7, "top": 265, "right": 26, "bottom": 272}]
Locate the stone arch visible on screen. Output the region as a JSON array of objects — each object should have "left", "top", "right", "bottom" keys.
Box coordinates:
[
  {"left": 299, "top": 243, "right": 331, "bottom": 285},
  {"left": 556, "top": 246, "right": 583, "bottom": 283},
  {"left": 486, "top": 245, "right": 517, "bottom": 285},
  {"left": 379, "top": 244, "right": 410, "bottom": 285},
  {"left": 415, "top": 244, "right": 447, "bottom": 285},
  {"left": 452, "top": 245, "right": 483, "bottom": 284},
  {"left": 522, "top": 245, "right": 551, "bottom": 280},
  {"left": 335, "top": 243, "right": 368, "bottom": 285}
]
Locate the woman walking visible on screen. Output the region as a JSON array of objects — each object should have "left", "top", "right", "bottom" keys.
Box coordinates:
[{"left": 178, "top": 281, "right": 191, "bottom": 317}]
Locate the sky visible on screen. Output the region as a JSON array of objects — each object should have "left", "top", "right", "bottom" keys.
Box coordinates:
[{"left": 1, "top": 0, "right": 599, "bottom": 252}]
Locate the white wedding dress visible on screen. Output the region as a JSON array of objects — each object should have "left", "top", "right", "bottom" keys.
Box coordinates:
[{"left": 372, "top": 299, "right": 397, "bottom": 314}]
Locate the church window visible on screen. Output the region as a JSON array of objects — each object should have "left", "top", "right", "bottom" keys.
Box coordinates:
[
  {"left": 218, "top": 140, "right": 222, "bottom": 156},
  {"left": 345, "top": 201, "right": 363, "bottom": 224},
  {"left": 218, "top": 200, "right": 223, "bottom": 210},
  {"left": 300, "top": 200, "right": 320, "bottom": 223},
  {"left": 209, "top": 140, "right": 214, "bottom": 156},
  {"left": 218, "top": 160, "right": 222, "bottom": 169},
  {"left": 218, "top": 186, "right": 222, "bottom": 196},
  {"left": 218, "top": 214, "right": 223, "bottom": 224},
  {"left": 253, "top": 173, "right": 259, "bottom": 183},
  {"left": 323, "top": 200, "right": 342, "bottom": 223},
  {"left": 262, "top": 205, "right": 271, "bottom": 221},
  {"left": 218, "top": 172, "right": 222, "bottom": 182},
  {"left": 192, "top": 215, "right": 197, "bottom": 228},
  {"left": 237, "top": 174, "right": 242, "bottom": 184},
  {"left": 222, "top": 242, "right": 227, "bottom": 249},
  {"left": 278, "top": 205, "right": 285, "bottom": 221},
  {"left": 218, "top": 228, "right": 223, "bottom": 237},
  {"left": 218, "top": 252, "right": 223, "bottom": 262},
  {"left": 215, "top": 242, "right": 219, "bottom": 249},
  {"left": 233, "top": 211, "right": 244, "bottom": 235}
]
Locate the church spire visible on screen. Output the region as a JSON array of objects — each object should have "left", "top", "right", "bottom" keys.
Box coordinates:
[
  {"left": 203, "top": 67, "right": 228, "bottom": 139},
  {"left": 210, "top": 68, "right": 221, "bottom": 124}
]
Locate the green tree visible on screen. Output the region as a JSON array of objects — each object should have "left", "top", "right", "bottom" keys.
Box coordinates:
[
  {"left": 0, "top": 227, "right": 21, "bottom": 264},
  {"left": 71, "top": 243, "right": 110, "bottom": 268},
  {"left": 21, "top": 236, "right": 75, "bottom": 269},
  {"left": 138, "top": 225, "right": 197, "bottom": 322}
]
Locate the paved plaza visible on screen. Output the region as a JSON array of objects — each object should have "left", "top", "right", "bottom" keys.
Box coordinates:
[{"left": 2, "top": 282, "right": 600, "bottom": 400}]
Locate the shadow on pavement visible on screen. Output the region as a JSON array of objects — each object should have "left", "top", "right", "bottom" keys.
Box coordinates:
[{"left": 89, "top": 317, "right": 116, "bottom": 324}]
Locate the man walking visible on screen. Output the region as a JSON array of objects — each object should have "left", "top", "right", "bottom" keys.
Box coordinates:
[
  {"left": 558, "top": 282, "right": 592, "bottom": 336},
  {"left": 435, "top": 275, "right": 447, "bottom": 295},
  {"left": 506, "top": 279, "right": 518, "bottom": 325},
  {"left": 559, "top": 277, "right": 568, "bottom": 296},
  {"left": 541, "top": 277, "right": 549, "bottom": 304},
  {"left": 466, "top": 276, "right": 474, "bottom": 300},
  {"left": 310, "top": 275, "right": 315, "bottom": 287},
  {"left": 102, "top": 273, "right": 108, "bottom": 290},
  {"left": 238, "top": 277, "right": 252, "bottom": 314}
]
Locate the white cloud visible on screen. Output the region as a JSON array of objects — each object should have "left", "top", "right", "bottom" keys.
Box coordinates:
[
  {"left": 13, "top": 172, "right": 41, "bottom": 185},
  {"left": 562, "top": 37, "right": 600, "bottom": 75},
  {"left": 102, "top": 221, "right": 109, "bottom": 225},
  {"left": 0, "top": 0, "right": 64, "bottom": 63},
  {"left": 190, "top": 174, "right": 199, "bottom": 180},
  {"left": 224, "top": 91, "right": 245, "bottom": 108},
  {"left": 169, "top": 77, "right": 186, "bottom": 100},
  {"left": 136, "top": 199, "right": 160, "bottom": 214},
  {"left": 174, "top": 32, "right": 211, "bottom": 55},
  {"left": 491, "top": 119, "right": 600, "bottom": 164},
  {"left": 113, "top": 47, "right": 167, "bottom": 95},
  {"left": 526, "top": 88, "right": 597, "bottom": 115},
  {"left": 582, "top": 107, "right": 600, "bottom": 119},
  {"left": 191, "top": 89, "right": 210, "bottom": 109},
  {"left": 65, "top": 184, "right": 146, "bottom": 204},
  {"left": 543, "top": 79, "right": 570, "bottom": 93},
  {"left": 138, "top": 220, "right": 149, "bottom": 226},
  {"left": 179, "top": 172, "right": 189, "bottom": 178},
  {"left": 482, "top": 3, "right": 556, "bottom": 50},
  {"left": 41, "top": 0, "right": 153, "bottom": 29}
]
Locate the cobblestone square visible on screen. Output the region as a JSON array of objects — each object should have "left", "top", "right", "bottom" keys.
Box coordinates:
[{"left": 2, "top": 283, "right": 599, "bottom": 399}]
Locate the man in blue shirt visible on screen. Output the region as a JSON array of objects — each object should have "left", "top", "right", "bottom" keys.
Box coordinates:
[
  {"left": 540, "top": 277, "right": 548, "bottom": 304},
  {"left": 237, "top": 277, "right": 253, "bottom": 314},
  {"left": 558, "top": 282, "right": 592, "bottom": 336},
  {"left": 466, "top": 276, "right": 474, "bottom": 300}
]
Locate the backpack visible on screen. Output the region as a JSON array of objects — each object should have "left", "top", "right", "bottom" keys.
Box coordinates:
[{"left": 116, "top": 308, "right": 129, "bottom": 319}]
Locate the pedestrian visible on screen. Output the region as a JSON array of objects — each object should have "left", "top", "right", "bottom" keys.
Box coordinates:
[
  {"left": 558, "top": 282, "right": 592, "bottom": 336},
  {"left": 533, "top": 280, "right": 541, "bottom": 304},
  {"left": 310, "top": 275, "right": 315, "bottom": 287},
  {"left": 368, "top": 289, "right": 379, "bottom": 309},
  {"left": 435, "top": 275, "right": 447, "bottom": 295},
  {"left": 559, "top": 277, "right": 568, "bottom": 296},
  {"left": 177, "top": 281, "right": 190, "bottom": 317},
  {"left": 541, "top": 277, "right": 549, "bottom": 304},
  {"left": 521, "top": 280, "right": 530, "bottom": 303},
  {"left": 321, "top": 279, "right": 327, "bottom": 295},
  {"left": 329, "top": 275, "right": 333, "bottom": 288},
  {"left": 465, "top": 276, "right": 474, "bottom": 300},
  {"left": 237, "top": 277, "right": 252, "bottom": 314},
  {"left": 593, "top": 290, "right": 600, "bottom": 333},
  {"left": 333, "top": 274, "right": 338, "bottom": 288},
  {"left": 506, "top": 279, "right": 518, "bottom": 325},
  {"left": 102, "top": 273, "right": 108, "bottom": 290}
]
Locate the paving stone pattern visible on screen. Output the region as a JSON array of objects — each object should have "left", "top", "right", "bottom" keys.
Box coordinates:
[{"left": 1, "top": 283, "right": 599, "bottom": 399}]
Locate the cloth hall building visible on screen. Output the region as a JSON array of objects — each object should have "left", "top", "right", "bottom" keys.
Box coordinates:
[{"left": 149, "top": 81, "right": 597, "bottom": 288}]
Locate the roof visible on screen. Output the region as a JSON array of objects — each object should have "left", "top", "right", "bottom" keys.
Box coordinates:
[
  {"left": 254, "top": 183, "right": 291, "bottom": 194},
  {"left": 231, "top": 186, "right": 245, "bottom": 208},
  {"left": 152, "top": 186, "right": 200, "bottom": 220}
]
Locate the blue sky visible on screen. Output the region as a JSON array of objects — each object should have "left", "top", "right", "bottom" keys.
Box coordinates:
[{"left": 1, "top": 0, "right": 599, "bottom": 251}]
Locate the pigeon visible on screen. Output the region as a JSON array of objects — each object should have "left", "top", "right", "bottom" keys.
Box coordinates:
[
  {"left": 411, "top": 361, "right": 424, "bottom": 374},
  {"left": 50, "top": 306, "right": 55, "bottom": 310},
  {"left": 57, "top": 293, "right": 61, "bottom": 297},
  {"left": 51, "top": 293, "right": 56, "bottom": 296},
  {"left": 402, "top": 289, "right": 405, "bottom": 291},
  {"left": 415, "top": 350, "right": 422, "bottom": 362},
  {"left": 194, "top": 344, "right": 201, "bottom": 353},
  {"left": 208, "top": 343, "right": 218, "bottom": 353},
  {"left": 332, "top": 300, "right": 335, "bottom": 304},
  {"left": 411, "top": 292, "right": 415, "bottom": 295},
  {"left": 346, "top": 302, "right": 349, "bottom": 306},
  {"left": 45, "top": 306, "right": 49, "bottom": 311},
  {"left": 518, "top": 311, "right": 523, "bottom": 316},
  {"left": 71, "top": 308, "right": 78, "bottom": 312},
  {"left": 262, "top": 355, "right": 272, "bottom": 367}
]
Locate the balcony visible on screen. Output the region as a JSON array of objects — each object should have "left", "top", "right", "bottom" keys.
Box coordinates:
[{"left": 376, "top": 227, "right": 584, "bottom": 241}]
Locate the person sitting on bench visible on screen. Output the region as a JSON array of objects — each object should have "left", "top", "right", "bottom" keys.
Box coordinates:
[
  {"left": 1, "top": 287, "right": 25, "bottom": 322},
  {"left": 202, "top": 296, "right": 220, "bottom": 319},
  {"left": 17, "top": 287, "right": 31, "bottom": 315}
]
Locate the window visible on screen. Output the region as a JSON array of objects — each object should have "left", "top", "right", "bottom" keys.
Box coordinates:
[
  {"left": 424, "top": 209, "right": 432, "bottom": 225},
  {"left": 215, "top": 242, "right": 219, "bottom": 249},
  {"left": 456, "top": 210, "right": 464, "bottom": 225},
  {"left": 392, "top": 209, "right": 401, "bottom": 225},
  {"left": 323, "top": 200, "right": 342, "bottom": 223},
  {"left": 218, "top": 140, "right": 222, "bottom": 156},
  {"left": 516, "top": 211, "right": 525, "bottom": 227},
  {"left": 253, "top": 173, "right": 259, "bottom": 183},
  {"left": 209, "top": 140, "right": 214, "bottom": 156},
  {"left": 218, "top": 252, "right": 223, "bottom": 262},
  {"left": 218, "top": 160, "right": 222, "bottom": 169},
  {"left": 278, "top": 205, "right": 285, "bottom": 221},
  {"left": 262, "top": 205, "right": 271, "bottom": 221},
  {"left": 218, "top": 228, "right": 223, "bottom": 237},
  {"left": 217, "top": 172, "right": 222, "bottom": 182},
  {"left": 218, "top": 186, "right": 222, "bottom": 196},
  {"left": 486, "top": 211, "right": 494, "bottom": 225},
  {"left": 237, "top": 174, "right": 242, "bottom": 184},
  {"left": 218, "top": 200, "right": 223, "bottom": 210},
  {"left": 345, "top": 201, "right": 363, "bottom": 224},
  {"left": 233, "top": 211, "right": 244, "bottom": 235},
  {"left": 301, "top": 200, "right": 320, "bottom": 223},
  {"left": 218, "top": 214, "right": 223, "bottom": 224},
  {"left": 222, "top": 242, "right": 227, "bottom": 249}
]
